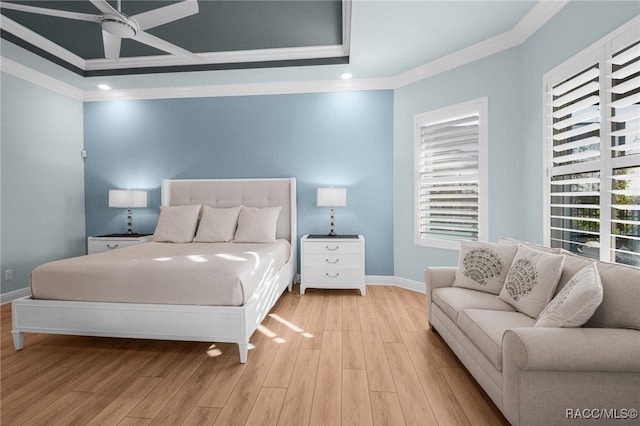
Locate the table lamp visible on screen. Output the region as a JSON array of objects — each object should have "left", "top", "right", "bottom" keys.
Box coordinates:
[
  {"left": 109, "top": 189, "right": 147, "bottom": 234},
  {"left": 317, "top": 187, "right": 347, "bottom": 236}
]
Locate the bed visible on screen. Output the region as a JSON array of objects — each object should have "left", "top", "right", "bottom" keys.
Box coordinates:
[{"left": 12, "top": 177, "right": 297, "bottom": 363}]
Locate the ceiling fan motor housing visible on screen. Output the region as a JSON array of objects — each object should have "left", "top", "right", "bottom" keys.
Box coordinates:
[{"left": 101, "top": 14, "right": 138, "bottom": 38}]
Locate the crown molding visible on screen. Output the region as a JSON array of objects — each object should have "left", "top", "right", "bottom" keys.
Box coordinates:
[
  {"left": 83, "top": 75, "right": 395, "bottom": 102},
  {"left": 3, "top": 0, "right": 568, "bottom": 102},
  {"left": 0, "top": 57, "right": 84, "bottom": 101},
  {"left": 511, "top": 0, "right": 570, "bottom": 42},
  {"left": 83, "top": 45, "right": 350, "bottom": 72}
]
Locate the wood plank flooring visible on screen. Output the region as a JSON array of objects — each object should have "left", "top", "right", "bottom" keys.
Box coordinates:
[{"left": 1, "top": 285, "right": 508, "bottom": 425}]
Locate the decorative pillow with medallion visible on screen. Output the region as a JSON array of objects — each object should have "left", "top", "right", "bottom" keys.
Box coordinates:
[
  {"left": 453, "top": 241, "right": 518, "bottom": 294},
  {"left": 499, "top": 244, "right": 565, "bottom": 318},
  {"left": 535, "top": 263, "right": 603, "bottom": 327}
]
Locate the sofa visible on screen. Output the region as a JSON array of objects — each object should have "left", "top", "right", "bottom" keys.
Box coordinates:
[{"left": 425, "top": 239, "right": 640, "bottom": 426}]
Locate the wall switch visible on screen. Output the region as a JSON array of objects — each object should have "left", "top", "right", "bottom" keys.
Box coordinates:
[{"left": 4, "top": 269, "right": 12, "bottom": 280}]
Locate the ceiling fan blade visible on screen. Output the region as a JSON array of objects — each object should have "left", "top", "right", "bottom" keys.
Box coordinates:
[
  {"left": 102, "top": 31, "right": 122, "bottom": 60},
  {"left": 134, "top": 30, "right": 201, "bottom": 61},
  {"left": 133, "top": 0, "right": 199, "bottom": 31},
  {"left": 0, "top": 2, "right": 101, "bottom": 22},
  {"left": 89, "top": 0, "right": 123, "bottom": 18}
]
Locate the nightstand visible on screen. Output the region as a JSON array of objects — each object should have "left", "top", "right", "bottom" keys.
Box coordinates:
[
  {"left": 300, "top": 234, "right": 365, "bottom": 295},
  {"left": 87, "top": 234, "right": 153, "bottom": 254}
]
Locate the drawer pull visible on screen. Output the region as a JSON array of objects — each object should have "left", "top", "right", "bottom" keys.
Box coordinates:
[
  {"left": 325, "top": 258, "right": 339, "bottom": 264},
  {"left": 326, "top": 272, "right": 340, "bottom": 278},
  {"left": 326, "top": 245, "right": 340, "bottom": 251},
  {"left": 106, "top": 244, "right": 119, "bottom": 249}
]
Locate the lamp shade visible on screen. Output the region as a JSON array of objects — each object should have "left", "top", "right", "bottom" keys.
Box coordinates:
[
  {"left": 109, "top": 189, "right": 147, "bottom": 208},
  {"left": 317, "top": 187, "right": 347, "bottom": 207}
]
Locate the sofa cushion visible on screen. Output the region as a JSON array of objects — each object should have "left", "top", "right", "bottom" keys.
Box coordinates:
[
  {"left": 457, "top": 309, "right": 536, "bottom": 371},
  {"left": 432, "top": 287, "right": 516, "bottom": 323},
  {"left": 499, "top": 244, "right": 564, "bottom": 318},
  {"left": 579, "top": 255, "right": 640, "bottom": 330},
  {"left": 453, "top": 241, "right": 518, "bottom": 294},
  {"left": 498, "top": 237, "right": 561, "bottom": 254},
  {"left": 535, "top": 263, "right": 603, "bottom": 328}
]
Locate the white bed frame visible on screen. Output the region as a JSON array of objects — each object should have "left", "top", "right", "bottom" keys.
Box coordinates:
[{"left": 12, "top": 177, "right": 297, "bottom": 363}]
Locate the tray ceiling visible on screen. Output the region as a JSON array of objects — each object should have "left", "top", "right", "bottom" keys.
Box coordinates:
[{"left": 0, "top": 0, "right": 348, "bottom": 76}]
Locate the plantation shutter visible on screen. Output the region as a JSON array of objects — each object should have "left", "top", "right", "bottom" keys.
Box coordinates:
[
  {"left": 549, "top": 61, "right": 602, "bottom": 255},
  {"left": 608, "top": 38, "right": 640, "bottom": 264},
  {"left": 546, "top": 22, "right": 639, "bottom": 266},
  {"left": 417, "top": 110, "right": 481, "bottom": 245}
]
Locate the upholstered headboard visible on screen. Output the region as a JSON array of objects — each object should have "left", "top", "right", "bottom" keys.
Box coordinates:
[{"left": 161, "top": 178, "right": 296, "bottom": 243}]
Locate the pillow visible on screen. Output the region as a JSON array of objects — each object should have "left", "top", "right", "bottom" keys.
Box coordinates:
[
  {"left": 233, "top": 206, "right": 282, "bottom": 243},
  {"left": 499, "top": 244, "right": 565, "bottom": 318},
  {"left": 452, "top": 241, "right": 518, "bottom": 294},
  {"left": 152, "top": 204, "right": 201, "bottom": 243},
  {"left": 193, "top": 206, "right": 241, "bottom": 243},
  {"left": 535, "top": 263, "right": 603, "bottom": 327}
]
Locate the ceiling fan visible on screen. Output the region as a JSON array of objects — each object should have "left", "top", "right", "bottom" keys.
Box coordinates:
[{"left": 0, "top": 0, "right": 200, "bottom": 61}]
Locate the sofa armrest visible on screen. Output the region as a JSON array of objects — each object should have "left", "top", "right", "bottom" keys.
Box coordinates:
[
  {"left": 503, "top": 327, "right": 640, "bottom": 372},
  {"left": 424, "top": 267, "right": 457, "bottom": 327},
  {"left": 502, "top": 327, "right": 640, "bottom": 426},
  {"left": 424, "top": 267, "right": 457, "bottom": 292}
]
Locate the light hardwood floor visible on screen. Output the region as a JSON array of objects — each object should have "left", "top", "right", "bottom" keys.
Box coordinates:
[{"left": 1, "top": 285, "right": 508, "bottom": 425}]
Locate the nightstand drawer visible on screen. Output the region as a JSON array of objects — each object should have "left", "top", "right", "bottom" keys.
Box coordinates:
[
  {"left": 303, "top": 241, "right": 361, "bottom": 255},
  {"left": 87, "top": 235, "right": 153, "bottom": 254},
  {"left": 302, "top": 266, "right": 364, "bottom": 284},
  {"left": 303, "top": 253, "right": 361, "bottom": 268}
]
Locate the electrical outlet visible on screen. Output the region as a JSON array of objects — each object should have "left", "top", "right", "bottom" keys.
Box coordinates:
[{"left": 4, "top": 269, "right": 12, "bottom": 280}]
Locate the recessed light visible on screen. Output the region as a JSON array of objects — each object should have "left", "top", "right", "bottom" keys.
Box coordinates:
[
  {"left": 97, "top": 83, "right": 111, "bottom": 91},
  {"left": 340, "top": 72, "right": 353, "bottom": 80}
]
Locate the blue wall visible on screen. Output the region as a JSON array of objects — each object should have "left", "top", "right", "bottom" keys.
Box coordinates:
[
  {"left": 1, "top": 73, "right": 86, "bottom": 294},
  {"left": 84, "top": 90, "right": 394, "bottom": 275},
  {"left": 393, "top": 47, "right": 524, "bottom": 281}
]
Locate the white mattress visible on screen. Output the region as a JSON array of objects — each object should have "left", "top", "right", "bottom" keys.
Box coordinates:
[{"left": 30, "top": 240, "right": 291, "bottom": 306}]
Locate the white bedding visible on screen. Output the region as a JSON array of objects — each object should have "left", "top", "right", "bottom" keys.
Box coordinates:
[{"left": 30, "top": 240, "right": 291, "bottom": 306}]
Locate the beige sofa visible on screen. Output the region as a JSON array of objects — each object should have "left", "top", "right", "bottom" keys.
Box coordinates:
[{"left": 425, "top": 240, "right": 640, "bottom": 426}]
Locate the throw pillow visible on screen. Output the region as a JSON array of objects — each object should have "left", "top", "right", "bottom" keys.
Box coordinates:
[
  {"left": 535, "top": 263, "right": 603, "bottom": 327},
  {"left": 452, "top": 241, "right": 518, "bottom": 294},
  {"left": 193, "top": 206, "right": 241, "bottom": 243},
  {"left": 233, "top": 206, "right": 282, "bottom": 243},
  {"left": 499, "top": 244, "right": 565, "bottom": 318},
  {"left": 152, "top": 204, "right": 201, "bottom": 243}
]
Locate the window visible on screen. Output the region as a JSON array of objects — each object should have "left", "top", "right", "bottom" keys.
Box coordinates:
[
  {"left": 414, "top": 98, "right": 488, "bottom": 250},
  {"left": 544, "top": 22, "right": 639, "bottom": 267}
]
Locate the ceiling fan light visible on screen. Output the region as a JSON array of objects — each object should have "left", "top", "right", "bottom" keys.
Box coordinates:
[{"left": 101, "top": 17, "right": 137, "bottom": 38}]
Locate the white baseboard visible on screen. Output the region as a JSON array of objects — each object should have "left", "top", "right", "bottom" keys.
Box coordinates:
[
  {"left": 1, "top": 276, "right": 424, "bottom": 305},
  {"left": 366, "top": 275, "right": 425, "bottom": 293},
  {"left": 1, "top": 287, "right": 30, "bottom": 305}
]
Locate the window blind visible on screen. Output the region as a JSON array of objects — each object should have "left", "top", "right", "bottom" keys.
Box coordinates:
[{"left": 416, "top": 100, "right": 485, "bottom": 248}]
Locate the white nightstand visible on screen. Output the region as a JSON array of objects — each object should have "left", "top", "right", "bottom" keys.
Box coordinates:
[
  {"left": 300, "top": 234, "right": 365, "bottom": 295},
  {"left": 87, "top": 234, "right": 153, "bottom": 254}
]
